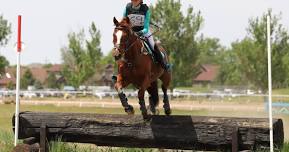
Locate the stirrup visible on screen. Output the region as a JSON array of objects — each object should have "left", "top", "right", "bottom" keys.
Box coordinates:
[
  {"left": 112, "top": 75, "right": 117, "bottom": 83},
  {"left": 162, "top": 63, "right": 172, "bottom": 71}
]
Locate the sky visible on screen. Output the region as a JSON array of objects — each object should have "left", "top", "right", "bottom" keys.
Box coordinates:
[{"left": 0, "top": 0, "right": 288, "bottom": 65}]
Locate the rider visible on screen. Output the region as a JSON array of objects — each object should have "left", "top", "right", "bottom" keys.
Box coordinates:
[{"left": 123, "top": 0, "right": 170, "bottom": 71}]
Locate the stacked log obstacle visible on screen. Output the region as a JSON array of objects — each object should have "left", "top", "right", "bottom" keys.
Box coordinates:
[{"left": 13, "top": 112, "right": 284, "bottom": 152}]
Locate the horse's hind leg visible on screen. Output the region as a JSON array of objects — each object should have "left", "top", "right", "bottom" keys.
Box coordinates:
[
  {"left": 160, "top": 73, "right": 172, "bottom": 116},
  {"left": 147, "top": 81, "right": 159, "bottom": 115},
  {"left": 162, "top": 84, "right": 171, "bottom": 115},
  {"left": 138, "top": 76, "right": 151, "bottom": 120}
]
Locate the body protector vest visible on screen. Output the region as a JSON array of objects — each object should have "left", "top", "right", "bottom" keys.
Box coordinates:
[{"left": 125, "top": 3, "right": 149, "bottom": 32}]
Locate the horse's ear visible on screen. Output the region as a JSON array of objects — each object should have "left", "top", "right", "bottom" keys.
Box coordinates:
[{"left": 113, "top": 17, "right": 119, "bottom": 26}]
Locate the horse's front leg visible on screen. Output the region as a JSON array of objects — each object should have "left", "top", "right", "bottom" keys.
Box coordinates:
[{"left": 115, "top": 75, "right": 134, "bottom": 115}]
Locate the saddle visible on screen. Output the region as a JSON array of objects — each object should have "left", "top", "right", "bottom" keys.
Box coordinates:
[{"left": 142, "top": 41, "right": 166, "bottom": 64}]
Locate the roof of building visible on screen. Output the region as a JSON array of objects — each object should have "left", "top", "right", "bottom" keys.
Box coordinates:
[{"left": 194, "top": 64, "right": 220, "bottom": 82}]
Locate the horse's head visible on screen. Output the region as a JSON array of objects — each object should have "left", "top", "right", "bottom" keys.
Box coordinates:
[{"left": 113, "top": 17, "right": 136, "bottom": 57}]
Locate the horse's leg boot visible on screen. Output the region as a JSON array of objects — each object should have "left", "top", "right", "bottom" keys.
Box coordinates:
[
  {"left": 163, "top": 95, "right": 171, "bottom": 116},
  {"left": 139, "top": 99, "right": 149, "bottom": 120},
  {"left": 119, "top": 92, "right": 134, "bottom": 114}
]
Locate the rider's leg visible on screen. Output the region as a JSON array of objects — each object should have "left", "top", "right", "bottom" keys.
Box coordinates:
[
  {"left": 144, "top": 32, "right": 170, "bottom": 71},
  {"left": 143, "top": 32, "right": 155, "bottom": 51}
]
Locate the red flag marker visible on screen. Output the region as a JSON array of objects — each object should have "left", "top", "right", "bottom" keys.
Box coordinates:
[{"left": 17, "top": 15, "right": 22, "bottom": 52}]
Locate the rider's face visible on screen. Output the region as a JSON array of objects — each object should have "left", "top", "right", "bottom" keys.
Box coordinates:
[{"left": 131, "top": 0, "right": 141, "bottom": 7}]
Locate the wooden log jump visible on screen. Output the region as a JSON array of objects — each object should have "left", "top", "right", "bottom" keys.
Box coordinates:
[{"left": 13, "top": 112, "right": 284, "bottom": 151}]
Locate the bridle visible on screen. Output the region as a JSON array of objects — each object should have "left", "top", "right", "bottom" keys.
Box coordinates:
[{"left": 114, "top": 26, "right": 139, "bottom": 53}]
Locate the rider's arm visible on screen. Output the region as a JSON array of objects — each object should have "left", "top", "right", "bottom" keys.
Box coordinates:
[
  {"left": 123, "top": 8, "right": 128, "bottom": 17},
  {"left": 141, "top": 10, "right": 151, "bottom": 34}
]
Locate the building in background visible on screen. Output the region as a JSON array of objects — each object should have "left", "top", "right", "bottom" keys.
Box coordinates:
[
  {"left": 193, "top": 64, "right": 219, "bottom": 87},
  {"left": 0, "top": 64, "right": 64, "bottom": 89}
]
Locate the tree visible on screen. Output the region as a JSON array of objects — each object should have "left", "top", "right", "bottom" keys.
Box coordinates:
[
  {"left": 231, "top": 10, "right": 289, "bottom": 92},
  {"left": 217, "top": 49, "right": 244, "bottom": 85},
  {"left": 7, "top": 81, "right": 15, "bottom": 90},
  {"left": 34, "top": 80, "right": 43, "bottom": 89},
  {"left": 61, "top": 22, "right": 102, "bottom": 87},
  {"left": 0, "top": 56, "right": 9, "bottom": 75},
  {"left": 100, "top": 49, "right": 117, "bottom": 72},
  {"left": 150, "top": 0, "right": 203, "bottom": 87},
  {"left": 100, "top": 49, "right": 115, "bottom": 66},
  {"left": 196, "top": 36, "right": 225, "bottom": 65},
  {"left": 0, "top": 15, "right": 11, "bottom": 77},
  {"left": 0, "top": 15, "right": 11, "bottom": 45},
  {"left": 21, "top": 69, "right": 36, "bottom": 89},
  {"left": 46, "top": 73, "right": 59, "bottom": 89}
]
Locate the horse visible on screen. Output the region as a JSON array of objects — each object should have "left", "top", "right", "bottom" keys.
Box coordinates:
[{"left": 112, "top": 17, "right": 171, "bottom": 119}]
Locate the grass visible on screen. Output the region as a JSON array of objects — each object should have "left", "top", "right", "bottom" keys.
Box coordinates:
[
  {"left": 281, "top": 142, "right": 289, "bottom": 152},
  {"left": 0, "top": 129, "right": 15, "bottom": 152},
  {"left": 0, "top": 132, "right": 156, "bottom": 152},
  {"left": 49, "top": 140, "right": 156, "bottom": 152},
  {"left": 273, "top": 88, "right": 289, "bottom": 95},
  {"left": 2, "top": 135, "right": 289, "bottom": 152}
]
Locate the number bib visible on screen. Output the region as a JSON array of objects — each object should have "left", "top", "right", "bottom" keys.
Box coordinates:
[{"left": 128, "top": 14, "right": 145, "bottom": 27}]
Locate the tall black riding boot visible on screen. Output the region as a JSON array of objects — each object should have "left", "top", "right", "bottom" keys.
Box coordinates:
[{"left": 154, "top": 45, "right": 170, "bottom": 71}]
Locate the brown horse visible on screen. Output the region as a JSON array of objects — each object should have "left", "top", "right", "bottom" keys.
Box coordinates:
[{"left": 112, "top": 17, "right": 171, "bottom": 119}]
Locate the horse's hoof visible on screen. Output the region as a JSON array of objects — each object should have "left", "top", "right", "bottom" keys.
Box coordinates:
[
  {"left": 147, "top": 105, "right": 157, "bottom": 115},
  {"left": 165, "top": 109, "right": 171, "bottom": 116},
  {"left": 155, "top": 109, "right": 160, "bottom": 115},
  {"left": 125, "top": 105, "right": 135, "bottom": 115},
  {"left": 127, "top": 110, "right": 135, "bottom": 115}
]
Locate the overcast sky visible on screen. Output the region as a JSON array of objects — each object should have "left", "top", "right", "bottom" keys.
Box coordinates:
[{"left": 0, "top": 0, "right": 288, "bottom": 65}]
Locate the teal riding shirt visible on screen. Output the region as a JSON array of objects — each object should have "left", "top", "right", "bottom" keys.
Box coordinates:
[{"left": 123, "top": 3, "right": 151, "bottom": 35}]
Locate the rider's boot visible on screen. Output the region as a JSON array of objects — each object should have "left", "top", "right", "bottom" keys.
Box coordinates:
[
  {"left": 154, "top": 45, "right": 171, "bottom": 71},
  {"left": 112, "top": 75, "right": 117, "bottom": 83}
]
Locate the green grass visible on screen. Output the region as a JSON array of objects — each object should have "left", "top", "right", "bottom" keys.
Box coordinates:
[
  {"left": 254, "top": 142, "right": 289, "bottom": 152},
  {"left": 281, "top": 142, "right": 289, "bottom": 152},
  {"left": 49, "top": 140, "right": 156, "bottom": 152},
  {"left": 0, "top": 131, "right": 157, "bottom": 152},
  {"left": 0, "top": 129, "right": 15, "bottom": 152},
  {"left": 273, "top": 88, "right": 289, "bottom": 95},
  {"left": 2, "top": 134, "right": 289, "bottom": 152}
]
